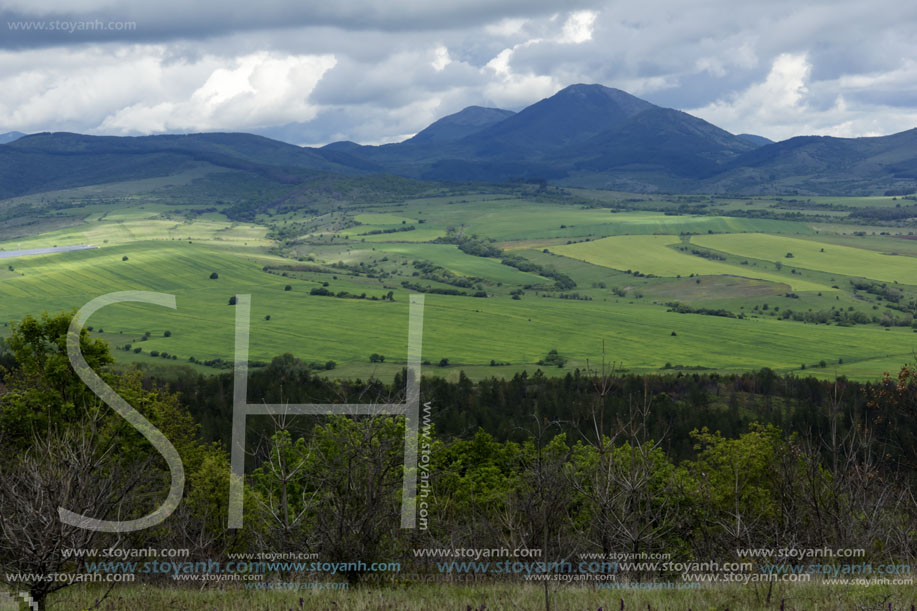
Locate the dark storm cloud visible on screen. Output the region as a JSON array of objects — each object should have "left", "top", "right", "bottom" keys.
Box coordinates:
[{"left": 0, "top": 0, "right": 599, "bottom": 48}]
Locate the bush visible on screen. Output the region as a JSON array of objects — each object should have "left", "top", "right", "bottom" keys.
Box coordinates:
[
  {"left": 133, "top": 347, "right": 142, "bottom": 354},
  {"left": 228, "top": 296, "right": 237, "bottom": 306},
  {"left": 284, "top": 285, "right": 292, "bottom": 291},
  {"left": 210, "top": 272, "right": 219, "bottom": 279},
  {"left": 150, "top": 350, "right": 160, "bottom": 357},
  {"left": 439, "top": 358, "right": 449, "bottom": 367},
  {"left": 370, "top": 353, "right": 385, "bottom": 363},
  {"left": 122, "top": 255, "right": 129, "bottom": 261},
  {"left": 537, "top": 349, "right": 566, "bottom": 367},
  {"left": 163, "top": 330, "right": 171, "bottom": 337}
]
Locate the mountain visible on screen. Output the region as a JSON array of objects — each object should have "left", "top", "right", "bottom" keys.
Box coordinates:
[
  {"left": 0, "top": 131, "right": 25, "bottom": 144},
  {"left": 321, "top": 84, "right": 758, "bottom": 187},
  {"left": 738, "top": 134, "right": 773, "bottom": 147},
  {"left": 404, "top": 106, "right": 515, "bottom": 145},
  {"left": 1, "top": 85, "right": 915, "bottom": 198},
  {"left": 462, "top": 84, "right": 656, "bottom": 157},
  {"left": 317, "top": 84, "right": 916, "bottom": 193}
]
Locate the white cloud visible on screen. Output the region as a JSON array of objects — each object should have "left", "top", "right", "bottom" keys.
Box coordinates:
[
  {"left": 484, "top": 17, "right": 528, "bottom": 37},
  {"left": 688, "top": 53, "right": 813, "bottom": 139},
  {"left": 98, "top": 51, "right": 336, "bottom": 133},
  {"left": 689, "top": 53, "right": 917, "bottom": 140},
  {"left": 431, "top": 45, "right": 451, "bottom": 71},
  {"left": 559, "top": 10, "right": 596, "bottom": 44}
]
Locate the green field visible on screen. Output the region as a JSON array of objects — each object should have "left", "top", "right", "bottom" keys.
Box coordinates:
[
  {"left": 359, "top": 243, "right": 545, "bottom": 284},
  {"left": 2, "top": 240, "right": 914, "bottom": 380},
  {"left": 694, "top": 233, "right": 917, "bottom": 285},
  {"left": 345, "top": 200, "right": 815, "bottom": 242},
  {"left": 0, "top": 212, "right": 269, "bottom": 251},
  {"left": 551, "top": 235, "right": 830, "bottom": 292},
  {"left": 1, "top": 189, "right": 915, "bottom": 381}
]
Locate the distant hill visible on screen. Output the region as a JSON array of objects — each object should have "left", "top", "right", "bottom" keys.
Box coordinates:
[
  {"left": 705, "top": 129, "right": 917, "bottom": 194},
  {"left": 0, "top": 131, "right": 362, "bottom": 199},
  {"left": 0, "top": 131, "right": 25, "bottom": 144}
]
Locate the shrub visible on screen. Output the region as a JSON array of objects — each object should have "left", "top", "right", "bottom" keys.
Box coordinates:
[
  {"left": 163, "top": 330, "right": 171, "bottom": 337},
  {"left": 210, "top": 272, "right": 219, "bottom": 279},
  {"left": 284, "top": 285, "right": 292, "bottom": 291},
  {"left": 122, "top": 255, "right": 129, "bottom": 261},
  {"left": 228, "top": 296, "right": 237, "bottom": 305}
]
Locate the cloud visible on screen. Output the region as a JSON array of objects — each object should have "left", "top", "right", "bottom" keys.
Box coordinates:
[
  {"left": 559, "top": 10, "right": 596, "bottom": 44},
  {"left": 0, "top": 0, "right": 603, "bottom": 48},
  {"left": 688, "top": 53, "right": 811, "bottom": 138},
  {"left": 0, "top": 46, "right": 335, "bottom": 134},
  {"left": 689, "top": 53, "right": 917, "bottom": 140},
  {"left": 1, "top": 0, "right": 917, "bottom": 144},
  {"left": 431, "top": 45, "right": 452, "bottom": 71}
]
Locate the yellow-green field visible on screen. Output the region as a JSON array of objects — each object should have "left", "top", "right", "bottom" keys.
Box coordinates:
[
  {"left": 551, "top": 235, "right": 830, "bottom": 292},
  {"left": 694, "top": 233, "right": 917, "bottom": 285}
]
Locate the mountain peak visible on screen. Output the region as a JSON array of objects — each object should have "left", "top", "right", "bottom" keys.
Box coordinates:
[
  {"left": 406, "top": 106, "right": 515, "bottom": 144},
  {"left": 466, "top": 83, "right": 657, "bottom": 155}
]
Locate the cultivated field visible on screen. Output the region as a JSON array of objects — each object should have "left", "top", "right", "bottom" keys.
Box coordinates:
[
  {"left": 694, "top": 232, "right": 917, "bottom": 285},
  {"left": 551, "top": 235, "right": 830, "bottom": 292},
  {"left": 1, "top": 190, "right": 915, "bottom": 381}
]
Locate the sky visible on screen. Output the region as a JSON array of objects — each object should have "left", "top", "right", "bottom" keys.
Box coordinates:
[{"left": 1, "top": 0, "right": 917, "bottom": 146}]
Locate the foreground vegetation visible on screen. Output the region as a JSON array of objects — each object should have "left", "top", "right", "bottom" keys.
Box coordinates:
[
  {"left": 53, "top": 580, "right": 917, "bottom": 611},
  {"left": 1, "top": 313, "right": 915, "bottom": 609}
]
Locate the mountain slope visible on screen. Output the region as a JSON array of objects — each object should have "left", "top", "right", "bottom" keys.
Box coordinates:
[
  {"left": 405, "top": 106, "right": 515, "bottom": 145},
  {"left": 0, "top": 131, "right": 25, "bottom": 144},
  {"left": 703, "top": 129, "right": 917, "bottom": 194},
  {"left": 563, "top": 107, "right": 755, "bottom": 177},
  {"left": 0, "top": 132, "right": 363, "bottom": 199},
  {"left": 738, "top": 133, "right": 774, "bottom": 147}
]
